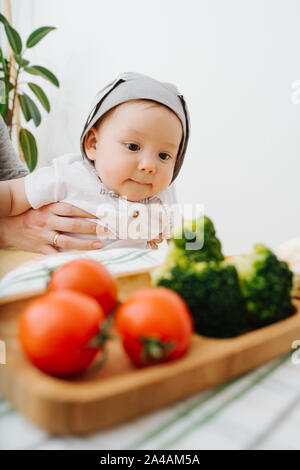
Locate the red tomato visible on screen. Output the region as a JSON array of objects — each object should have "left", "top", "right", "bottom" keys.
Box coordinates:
[
  {"left": 48, "top": 259, "right": 118, "bottom": 316},
  {"left": 114, "top": 286, "right": 194, "bottom": 367},
  {"left": 18, "top": 290, "right": 107, "bottom": 377}
]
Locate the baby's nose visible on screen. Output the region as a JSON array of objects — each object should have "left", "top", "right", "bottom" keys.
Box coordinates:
[
  {"left": 137, "top": 156, "right": 156, "bottom": 173},
  {"left": 140, "top": 167, "right": 154, "bottom": 173}
]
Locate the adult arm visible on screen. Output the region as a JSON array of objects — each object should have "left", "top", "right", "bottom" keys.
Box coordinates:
[
  {"left": 0, "top": 115, "right": 29, "bottom": 180},
  {"left": 0, "top": 177, "right": 31, "bottom": 217},
  {"left": 0, "top": 116, "right": 103, "bottom": 252}
]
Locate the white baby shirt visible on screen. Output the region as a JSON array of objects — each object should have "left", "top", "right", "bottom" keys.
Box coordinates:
[{"left": 24, "top": 153, "right": 182, "bottom": 251}]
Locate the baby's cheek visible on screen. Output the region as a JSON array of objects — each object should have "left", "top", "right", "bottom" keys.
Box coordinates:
[{"left": 22, "top": 206, "right": 49, "bottom": 228}]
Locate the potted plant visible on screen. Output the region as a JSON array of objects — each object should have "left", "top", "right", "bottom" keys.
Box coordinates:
[{"left": 0, "top": 13, "right": 59, "bottom": 171}]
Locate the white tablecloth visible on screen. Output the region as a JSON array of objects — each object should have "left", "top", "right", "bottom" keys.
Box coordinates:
[{"left": 1, "top": 352, "right": 300, "bottom": 450}]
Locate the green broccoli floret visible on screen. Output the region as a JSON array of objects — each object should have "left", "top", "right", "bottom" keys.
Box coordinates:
[
  {"left": 224, "top": 244, "right": 294, "bottom": 327},
  {"left": 172, "top": 215, "right": 224, "bottom": 263},
  {"left": 151, "top": 255, "right": 247, "bottom": 338}
]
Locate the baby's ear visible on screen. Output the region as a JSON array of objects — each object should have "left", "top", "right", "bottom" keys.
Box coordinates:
[{"left": 84, "top": 127, "right": 98, "bottom": 161}]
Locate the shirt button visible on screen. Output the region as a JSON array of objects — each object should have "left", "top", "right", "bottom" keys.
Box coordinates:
[{"left": 132, "top": 210, "right": 139, "bottom": 218}]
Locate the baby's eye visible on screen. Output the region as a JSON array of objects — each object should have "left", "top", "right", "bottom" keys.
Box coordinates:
[
  {"left": 159, "top": 153, "right": 171, "bottom": 161},
  {"left": 125, "top": 143, "right": 139, "bottom": 151},
  {"left": 125, "top": 143, "right": 171, "bottom": 161}
]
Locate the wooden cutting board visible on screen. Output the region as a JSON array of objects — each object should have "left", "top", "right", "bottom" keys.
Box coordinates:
[{"left": 0, "top": 260, "right": 299, "bottom": 435}]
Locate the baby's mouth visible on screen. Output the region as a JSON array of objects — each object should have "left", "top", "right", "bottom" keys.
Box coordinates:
[{"left": 130, "top": 179, "right": 151, "bottom": 186}]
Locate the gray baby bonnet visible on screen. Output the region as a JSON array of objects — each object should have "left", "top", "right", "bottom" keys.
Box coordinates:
[{"left": 80, "top": 71, "right": 190, "bottom": 184}]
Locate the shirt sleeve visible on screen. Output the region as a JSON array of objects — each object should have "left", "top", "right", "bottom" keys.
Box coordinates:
[
  {"left": 0, "top": 115, "right": 29, "bottom": 181},
  {"left": 24, "top": 164, "right": 61, "bottom": 209}
]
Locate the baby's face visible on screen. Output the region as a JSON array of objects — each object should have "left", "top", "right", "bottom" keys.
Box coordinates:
[{"left": 84, "top": 100, "right": 183, "bottom": 202}]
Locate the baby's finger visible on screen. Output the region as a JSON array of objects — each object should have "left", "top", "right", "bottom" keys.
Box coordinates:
[
  {"left": 152, "top": 237, "right": 163, "bottom": 244},
  {"left": 149, "top": 240, "right": 158, "bottom": 250},
  {"left": 150, "top": 233, "right": 164, "bottom": 244}
]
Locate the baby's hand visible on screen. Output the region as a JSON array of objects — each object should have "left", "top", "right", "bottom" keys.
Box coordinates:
[{"left": 147, "top": 232, "right": 164, "bottom": 250}]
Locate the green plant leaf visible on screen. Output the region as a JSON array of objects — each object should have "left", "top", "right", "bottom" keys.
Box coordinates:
[
  {"left": 19, "top": 128, "right": 37, "bottom": 172},
  {"left": 0, "top": 104, "right": 6, "bottom": 118},
  {"left": 0, "top": 81, "right": 5, "bottom": 114},
  {"left": 27, "top": 82, "right": 50, "bottom": 112},
  {"left": 0, "top": 46, "right": 8, "bottom": 116},
  {"left": 0, "top": 48, "right": 8, "bottom": 74},
  {"left": 22, "top": 92, "right": 41, "bottom": 126},
  {"left": 8, "top": 81, "right": 14, "bottom": 91},
  {"left": 18, "top": 94, "right": 31, "bottom": 121},
  {"left": 4, "top": 109, "right": 12, "bottom": 125},
  {"left": 0, "top": 80, "right": 14, "bottom": 93},
  {"left": 24, "top": 65, "right": 59, "bottom": 87},
  {"left": 2, "top": 20, "right": 22, "bottom": 55},
  {"left": 0, "top": 56, "right": 8, "bottom": 72},
  {"left": 26, "top": 26, "right": 56, "bottom": 48},
  {"left": 0, "top": 14, "right": 9, "bottom": 27},
  {"left": 14, "top": 54, "right": 29, "bottom": 68}
]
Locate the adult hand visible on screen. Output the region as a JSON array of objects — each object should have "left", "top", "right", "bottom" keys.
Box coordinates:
[{"left": 0, "top": 202, "right": 103, "bottom": 254}]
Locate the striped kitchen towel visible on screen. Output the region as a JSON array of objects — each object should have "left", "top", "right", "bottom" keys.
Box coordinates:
[{"left": 0, "top": 245, "right": 168, "bottom": 301}]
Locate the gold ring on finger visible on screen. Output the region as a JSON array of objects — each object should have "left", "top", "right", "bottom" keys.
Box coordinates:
[{"left": 52, "top": 232, "right": 60, "bottom": 248}]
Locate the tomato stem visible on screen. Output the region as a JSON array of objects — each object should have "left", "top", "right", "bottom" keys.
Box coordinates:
[
  {"left": 86, "top": 348, "right": 108, "bottom": 375},
  {"left": 139, "top": 337, "right": 175, "bottom": 364},
  {"left": 85, "top": 315, "right": 114, "bottom": 348}
]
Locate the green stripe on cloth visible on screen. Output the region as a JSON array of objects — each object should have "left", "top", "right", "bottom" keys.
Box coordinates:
[
  {"left": 0, "top": 248, "right": 143, "bottom": 287},
  {"left": 125, "top": 378, "right": 240, "bottom": 450},
  {"left": 100, "top": 250, "right": 150, "bottom": 266},
  {"left": 0, "top": 248, "right": 152, "bottom": 297},
  {"left": 0, "top": 407, "right": 14, "bottom": 418},
  {"left": 159, "top": 351, "right": 292, "bottom": 449},
  {"left": 70, "top": 248, "right": 146, "bottom": 267},
  {"left": 126, "top": 351, "right": 292, "bottom": 450},
  {"left": 0, "top": 398, "right": 14, "bottom": 418},
  {"left": 245, "top": 389, "right": 300, "bottom": 449}
]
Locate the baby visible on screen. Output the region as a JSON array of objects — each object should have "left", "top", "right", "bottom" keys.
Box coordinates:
[{"left": 0, "top": 72, "right": 190, "bottom": 252}]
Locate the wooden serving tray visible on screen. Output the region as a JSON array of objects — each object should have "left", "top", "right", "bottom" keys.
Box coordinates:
[{"left": 0, "top": 267, "right": 299, "bottom": 435}]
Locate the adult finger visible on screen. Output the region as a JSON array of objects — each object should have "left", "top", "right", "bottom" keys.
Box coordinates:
[
  {"left": 39, "top": 244, "right": 59, "bottom": 255},
  {"left": 49, "top": 202, "right": 96, "bottom": 218},
  {"left": 51, "top": 233, "right": 104, "bottom": 251},
  {"left": 49, "top": 214, "right": 98, "bottom": 235}
]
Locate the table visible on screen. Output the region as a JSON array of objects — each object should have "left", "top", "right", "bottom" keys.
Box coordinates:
[{"left": 0, "top": 248, "right": 300, "bottom": 450}]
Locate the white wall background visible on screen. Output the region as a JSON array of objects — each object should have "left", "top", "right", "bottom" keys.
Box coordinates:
[{"left": 1, "top": 0, "right": 299, "bottom": 255}]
